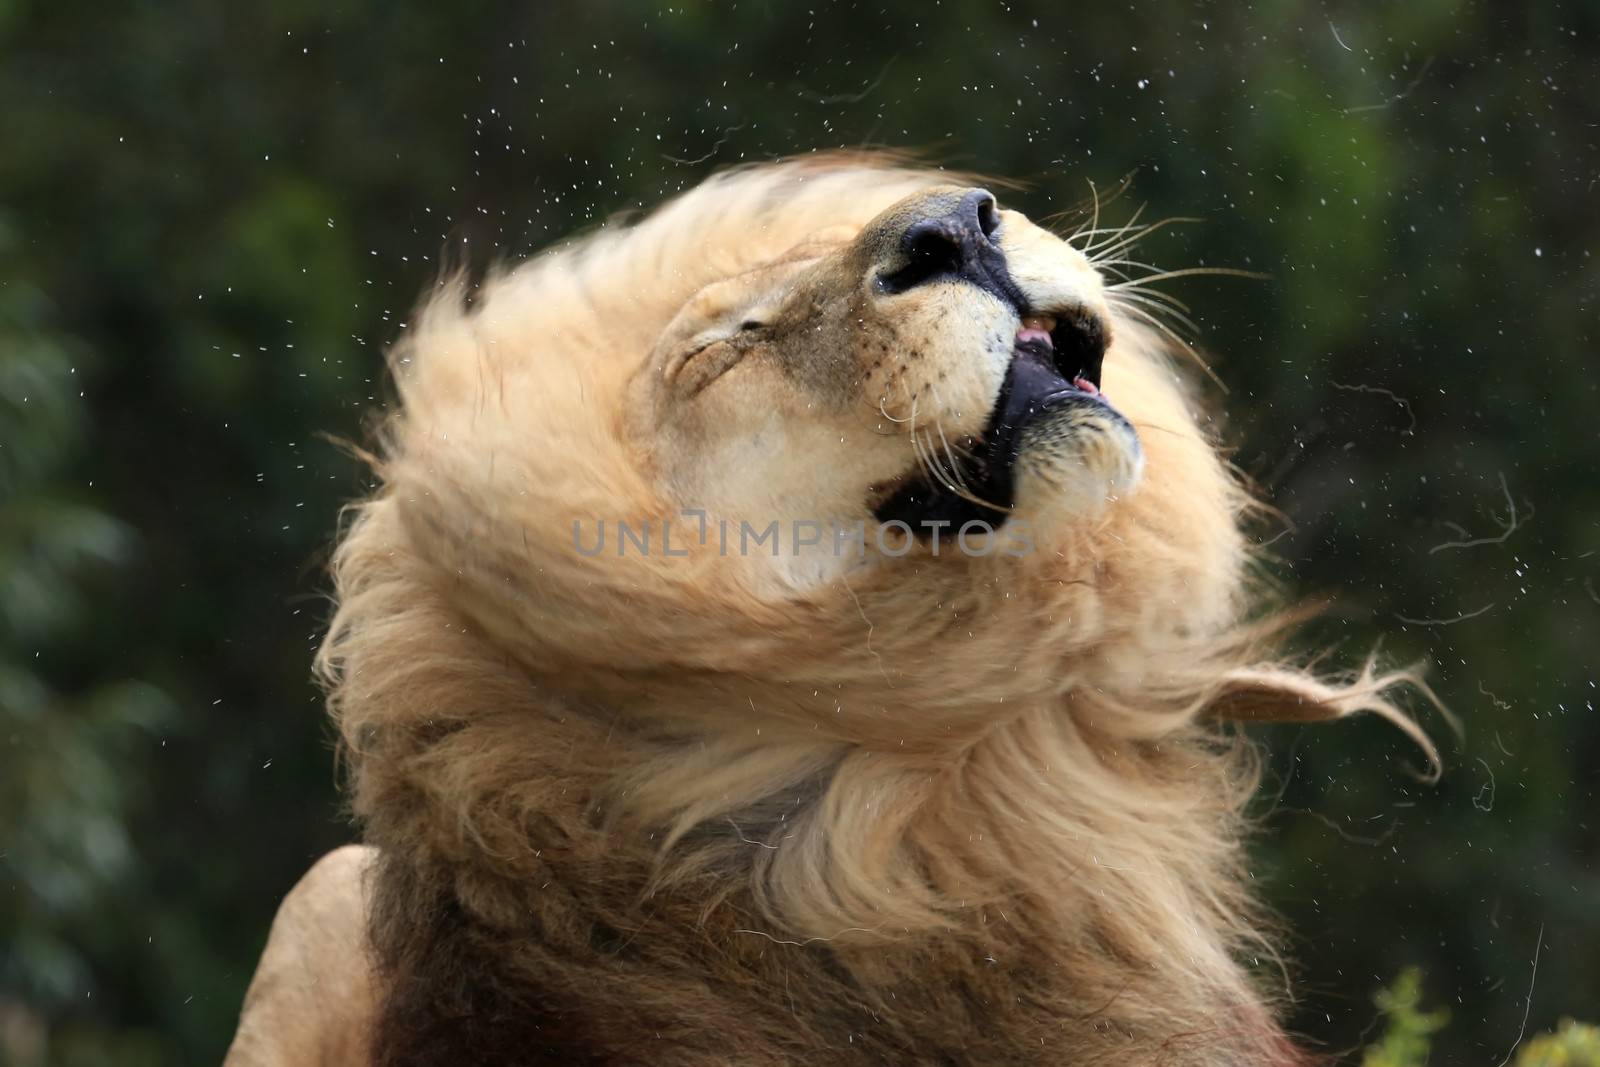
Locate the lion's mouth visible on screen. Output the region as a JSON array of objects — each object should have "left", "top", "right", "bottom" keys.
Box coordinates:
[
  {"left": 1013, "top": 310, "right": 1106, "bottom": 402},
  {"left": 872, "top": 314, "right": 1114, "bottom": 531}
]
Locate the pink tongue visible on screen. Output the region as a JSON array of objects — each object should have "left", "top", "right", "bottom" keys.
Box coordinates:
[{"left": 1073, "top": 376, "right": 1100, "bottom": 396}]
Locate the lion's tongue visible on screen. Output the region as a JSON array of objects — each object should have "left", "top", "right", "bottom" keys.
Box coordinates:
[{"left": 1016, "top": 315, "right": 1055, "bottom": 348}]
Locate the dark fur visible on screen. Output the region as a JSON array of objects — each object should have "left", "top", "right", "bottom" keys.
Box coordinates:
[{"left": 356, "top": 712, "right": 1307, "bottom": 1066}]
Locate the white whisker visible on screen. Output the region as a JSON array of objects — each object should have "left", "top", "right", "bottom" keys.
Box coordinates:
[
  {"left": 1109, "top": 290, "right": 1200, "bottom": 336},
  {"left": 1108, "top": 266, "right": 1268, "bottom": 288},
  {"left": 1110, "top": 299, "right": 1228, "bottom": 392}
]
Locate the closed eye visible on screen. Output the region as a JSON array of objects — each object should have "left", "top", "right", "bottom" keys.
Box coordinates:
[
  {"left": 664, "top": 338, "right": 750, "bottom": 395},
  {"left": 663, "top": 340, "right": 715, "bottom": 384}
]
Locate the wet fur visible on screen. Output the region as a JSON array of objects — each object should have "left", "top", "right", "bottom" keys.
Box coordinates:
[{"left": 321, "top": 154, "right": 1429, "bottom": 1065}]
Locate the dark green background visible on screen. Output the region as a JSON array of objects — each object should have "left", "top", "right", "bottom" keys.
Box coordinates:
[{"left": 2, "top": 1, "right": 1596, "bottom": 1063}]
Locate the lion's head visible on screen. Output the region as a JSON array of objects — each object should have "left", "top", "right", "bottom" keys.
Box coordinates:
[
  {"left": 369, "top": 157, "right": 1285, "bottom": 746},
  {"left": 636, "top": 182, "right": 1141, "bottom": 548},
  {"left": 324, "top": 154, "right": 1434, "bottom": 1066}
]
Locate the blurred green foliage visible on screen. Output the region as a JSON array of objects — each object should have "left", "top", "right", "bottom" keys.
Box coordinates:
[
  {"left": 1519, "top": 1021, "right": 1600, "bottom": 1067},
  {"left": 1362, "top": 969, "right": 1452, "bottom": 1067},
  {"left": 1364, "top": 969, "right": 1600, "bottom": 1067},
  {"left": 0, "top": 1, "right": 1595, "bottom": 1063}
]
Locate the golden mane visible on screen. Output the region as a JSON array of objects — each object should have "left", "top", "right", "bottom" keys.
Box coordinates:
[{"left": 318, "top": 153, "right": 1436, "bottom": 1065}]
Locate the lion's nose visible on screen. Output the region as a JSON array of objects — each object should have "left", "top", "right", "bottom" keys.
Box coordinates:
[
  {"left": 879, "top": 189, "right": 1021, "bottom": 306},
  {"left": 905, "top": 189, "right": 1001, "bottom": 257}
]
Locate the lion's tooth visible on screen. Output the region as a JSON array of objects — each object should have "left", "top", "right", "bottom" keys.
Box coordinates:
[{"left": 1021, "top": 315, "right": 1057, "bottom": 333}]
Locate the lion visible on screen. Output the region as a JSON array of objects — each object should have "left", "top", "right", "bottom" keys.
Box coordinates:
[{"left": 224, "top": 153, "right": 1435, "bottom": 1066}]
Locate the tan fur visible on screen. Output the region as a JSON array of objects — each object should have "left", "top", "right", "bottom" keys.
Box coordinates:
[
  {"left": 243, "top": 154, "right": 1436, "bottom": 1065},
  {"left": 223, "top": 846, "right": 376, "bottom": 1066}
]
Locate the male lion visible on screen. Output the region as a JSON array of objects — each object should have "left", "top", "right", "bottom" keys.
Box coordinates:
[{"left": 225, "top": 154, "right": 1432, "bottom": 1066}]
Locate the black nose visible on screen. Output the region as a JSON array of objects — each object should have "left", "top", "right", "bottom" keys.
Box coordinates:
[{"left": 879, "top": 189, "right": 1025, "bottom": 309}]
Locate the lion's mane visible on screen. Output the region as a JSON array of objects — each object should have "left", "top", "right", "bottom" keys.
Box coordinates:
[{"left": 319, "top": 155, "right": 1432, "bottom": 1066}]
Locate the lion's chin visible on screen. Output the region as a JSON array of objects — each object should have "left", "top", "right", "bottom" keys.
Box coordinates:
[{"left": 1011, "top": 402, "right": 1144, "bottom": 523}]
